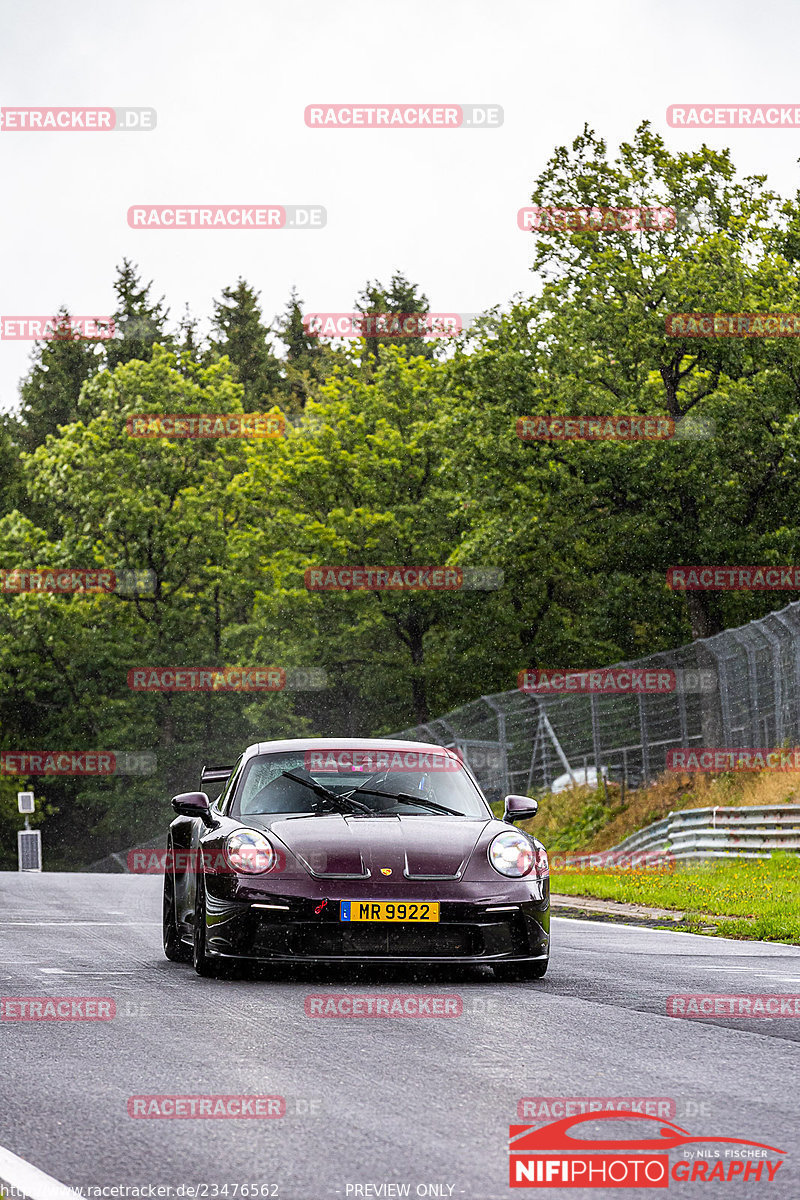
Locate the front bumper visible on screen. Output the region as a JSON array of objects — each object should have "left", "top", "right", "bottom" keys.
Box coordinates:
[{"left": 203, "top": 883, "right": 550, "bottom": 964}]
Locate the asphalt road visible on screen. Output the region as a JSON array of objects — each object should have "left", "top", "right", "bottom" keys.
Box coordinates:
[{"left": 1, "top": 873, "right": 799, "bottom": 1199}]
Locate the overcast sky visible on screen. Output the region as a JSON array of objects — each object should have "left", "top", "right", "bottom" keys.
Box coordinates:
[{"left": 1, "top": 0, "right": 799, "bottom": 412}]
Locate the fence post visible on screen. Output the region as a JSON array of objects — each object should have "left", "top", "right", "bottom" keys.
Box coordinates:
[
  {"left": 773, "top": 606, "right": 800, "bottom": 743},
  {"left": 731, "top": 631, "right": 761, "bottom": 745},
  {"left": 481, "top": 695, "right": 509, "bottom": 798},
  {"left": 638, "top": 694, "right": 651, "bottom": 784},
  {"left": 700, "top": 639, "right": 732, "bottom": 746},
  {"left": 759, "top": 618, "right": 786, "bottom": 746},
  {"left": 590, "top": 694, "right": 602, "bottom": 782},
  {"left": 677, "top": 678, "right": 689, "bottom": 748}
]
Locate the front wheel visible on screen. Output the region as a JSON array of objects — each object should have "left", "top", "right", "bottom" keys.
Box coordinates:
[
  {"left": 494, "top": 957, "right": 549, "bottom": 981},
  {"left": 163, "top": 869, "right": 191, "bottom": 962}
]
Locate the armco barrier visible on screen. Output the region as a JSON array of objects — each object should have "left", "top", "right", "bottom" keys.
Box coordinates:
[{"left": 563, "top": 804, "right": 800, "bottom": 865}]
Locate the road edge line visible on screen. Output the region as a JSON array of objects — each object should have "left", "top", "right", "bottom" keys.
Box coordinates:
[{"left": 0, "top": 1145, "right": 83, "bottom": 1200}]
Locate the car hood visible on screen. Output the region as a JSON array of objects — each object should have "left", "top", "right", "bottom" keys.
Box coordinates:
[{"left": 249, "top": 813, "right": 490, "bottom": 879}]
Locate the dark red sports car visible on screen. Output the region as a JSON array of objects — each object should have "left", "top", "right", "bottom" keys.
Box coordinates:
[{"left": 162, "top": 738, "right": 550, "bottom": 979}]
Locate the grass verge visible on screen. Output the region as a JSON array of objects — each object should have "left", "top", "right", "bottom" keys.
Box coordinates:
[{"left": 550, "top": 853, "right": 800, "bottom": 943}]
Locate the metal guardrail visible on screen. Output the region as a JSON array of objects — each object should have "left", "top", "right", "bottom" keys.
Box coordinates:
[{"left": 563, "top": 804, "right": 800, "bottom": 865}]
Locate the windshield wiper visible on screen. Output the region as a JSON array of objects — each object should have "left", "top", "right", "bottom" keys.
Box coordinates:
[
  {"left": 281, "top": 770, "right": 373, "bottom": 815},
  {"left": 341, "top": 787, "right": 462, "bottom": 817}
]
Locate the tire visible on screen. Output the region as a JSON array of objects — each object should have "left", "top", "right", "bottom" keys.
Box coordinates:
[
  {"left": 163, "top": 868, "right": 191, "bottom": 963},
  {"left": 494, "top": 957, "right": 549, "bottom": 981},
  {"left": 193, "top": 872, "right": 227, "bottom": 977}
]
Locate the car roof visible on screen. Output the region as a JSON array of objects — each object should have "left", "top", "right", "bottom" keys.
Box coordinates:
[{"left": 248, "top": 737, "right": 457, "bottom": 758}]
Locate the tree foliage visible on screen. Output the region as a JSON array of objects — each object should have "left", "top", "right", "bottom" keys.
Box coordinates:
[{"left": 4, "top": 124, "right": 800, "bottom": 863}]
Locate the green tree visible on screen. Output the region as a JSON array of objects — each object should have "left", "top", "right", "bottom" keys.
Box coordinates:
[
  {"left": 446, "top": 122, "right": 800, "bottom": 656},
  {"left": 0, "top": 348, "right": 299, "bottom": 862},
  {"left": 14, "top": 309, "right": 105, "bottom": 453},
  {"left": 234, "top": 349, "right": 498, "bottom": 729},
  {"left": 355, "top": 271, "right": 435, "bottom": 362},
  {"left": 275, "top": 286, "right": 328, "bottom": 408},
  {"left": 210, "top": 279, "right": 283, "bottom": 406},
  {"left": 105, "top": 259, "right": 171, "bottom": 372}
]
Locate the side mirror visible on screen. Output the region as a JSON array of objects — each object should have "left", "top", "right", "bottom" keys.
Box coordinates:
[
  {"left": 171, "top": 791, "right": 214, "bottom": 826},
  {"left": 503, "top": 794, "right": 539, "bottom": 824}
]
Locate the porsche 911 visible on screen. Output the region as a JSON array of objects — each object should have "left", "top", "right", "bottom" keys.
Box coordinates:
[{"left": 162, "top": 738, "right": 550, "bottom": 979}]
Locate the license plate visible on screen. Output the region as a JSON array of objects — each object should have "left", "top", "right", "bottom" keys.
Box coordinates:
[{"left": 340, "top": 901, "right": 440, "bottom": 923}]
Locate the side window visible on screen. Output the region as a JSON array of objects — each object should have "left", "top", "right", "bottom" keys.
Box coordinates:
[{"left": 214, "top": 756, "right": 243, "bottom": 815}]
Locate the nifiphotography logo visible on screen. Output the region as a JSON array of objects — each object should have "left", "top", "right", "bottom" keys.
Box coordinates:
[{"left": 508, "top": 1111, "right": 785, "bottom": 1187}]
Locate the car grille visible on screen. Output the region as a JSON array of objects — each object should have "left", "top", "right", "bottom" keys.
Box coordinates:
[
  {"left": 297, "top": 924, "right": 475, "bottom": 957},
  {"left": 254, "top": 919, "right": 514, "bottom": 959}
]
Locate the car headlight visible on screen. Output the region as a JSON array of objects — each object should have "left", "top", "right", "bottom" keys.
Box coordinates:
[
  {"left": 225, "top": 829, "right": 277, "bottom": 874},
  {"left": 488, "top": 830, "right": 534, "bottom": 877}
]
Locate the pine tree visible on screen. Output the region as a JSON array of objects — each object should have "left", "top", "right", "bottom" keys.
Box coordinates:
[
  {"left": 209, "top": 279, "right": 282, "bottom": 406},
  {"left": 275, "top": 286, "right": 326, "bottom": 405},
  {"left": 105, "top": 259, "right": 171, "bottom": 371},
  {"left": 175, "top": 304, "right": 203, "bottom": 375},
  {"left": 277, "top": 287, "right": 315, "bottom": 362},
  {"left": 355, "top": 271, "right": 434, "bottom": 361},
  {"left": 14, "top": 308, "right": 104, "bottom": 451}
]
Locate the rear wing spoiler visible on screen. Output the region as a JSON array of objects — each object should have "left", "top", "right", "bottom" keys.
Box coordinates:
[{"left": 201, "top": 765, "right": 234, "bottom": 784}]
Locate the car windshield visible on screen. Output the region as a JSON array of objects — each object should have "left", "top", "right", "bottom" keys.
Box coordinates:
[{"left": 234, "top": 749, "right": 489, "bottom": 818}]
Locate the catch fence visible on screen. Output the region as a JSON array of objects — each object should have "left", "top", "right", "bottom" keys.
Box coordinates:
[{"left": 392, "top": 599, "right": 800, "bottom": 802}]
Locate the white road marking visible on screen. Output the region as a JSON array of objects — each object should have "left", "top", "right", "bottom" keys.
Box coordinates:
[
  {"left": 699, "top": 966, "right": 800, "bottom": 979},
  {"left": 38, "top": 968, "right": 142, "bottom": 975},
  {"left": 0, "top": 922, "right": 159, "bottom": 927},
  {"left": 0, "top": 1144, "right": 83, "bottom": 1200}
]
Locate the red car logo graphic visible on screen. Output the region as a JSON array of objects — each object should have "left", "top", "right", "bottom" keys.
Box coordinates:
[{"left": 510, "top": 1110, "right": 785, "bottom": 1154}]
